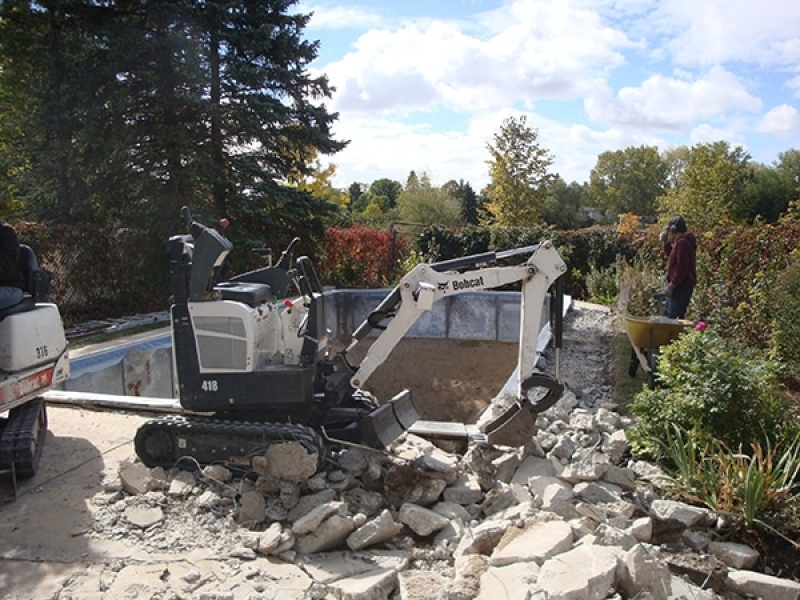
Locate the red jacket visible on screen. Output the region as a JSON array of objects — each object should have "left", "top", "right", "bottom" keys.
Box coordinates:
[{"left": 664, "top": 233, "right": 697, "bottom": 290}]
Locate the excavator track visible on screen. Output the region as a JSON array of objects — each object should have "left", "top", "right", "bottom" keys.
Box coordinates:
[
  {"left": 0, "top": 396, "right": 48, "bottom": 479},
  {"left": 134, "top": 415, "right": 326, "bottom": 471}
]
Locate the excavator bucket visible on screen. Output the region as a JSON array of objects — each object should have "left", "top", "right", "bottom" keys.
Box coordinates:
[
  {"left": 405, "top": 374, "right": 565, "bottom": 448},
  {"left": 359, "top": 389, "right": 420, "bottom": 448},
  {"left": 477, "top": 373, "right": 565, "bottom": 446}
]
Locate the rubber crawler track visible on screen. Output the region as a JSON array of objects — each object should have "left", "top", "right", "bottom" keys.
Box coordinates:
[
  {"left": 134, "top": 415, "right": 326, "bottom": 471},
  {"left": 0, "top": 396, "right": 47, "bottom": 478}
]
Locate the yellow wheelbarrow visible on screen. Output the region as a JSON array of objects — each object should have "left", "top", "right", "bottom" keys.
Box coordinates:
[{"left": 624, "top": 314, "right": 692, "bottom": 388}]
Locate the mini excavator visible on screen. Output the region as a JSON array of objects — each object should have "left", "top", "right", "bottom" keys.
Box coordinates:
[
  {"left": 134, "top": 207, "right": 568, "bottom": 470},
  {"left": 0, "top": 246, "right": 69, "bottom": 487}
]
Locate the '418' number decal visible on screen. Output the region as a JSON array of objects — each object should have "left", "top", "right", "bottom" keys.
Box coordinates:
[{"left": 201, "top": 380, "right": 219, "bottom": 392}]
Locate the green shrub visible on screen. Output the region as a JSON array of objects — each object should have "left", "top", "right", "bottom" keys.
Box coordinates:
[
  {"left": 693, "top": 221, "right": 800, "bottom": 347},
  {"left": 650, "top": 425, "right": 800, "bottom": 532},
  {"left": 585, "top": 262, "right": 619, "bottom": 305},
  {"left": 617, "top": 259, "right": 665, "bottom": 316},
  {"left": 627, "top": 326, "right": 792, "bottom": 459},
  {"left": 770, "top": 254, "right": 800, "bottom": 377}
]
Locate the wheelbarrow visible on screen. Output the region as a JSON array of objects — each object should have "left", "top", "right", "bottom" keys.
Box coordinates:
[{"left": 624, "top": 314, "right": 692, "bottom": 388}]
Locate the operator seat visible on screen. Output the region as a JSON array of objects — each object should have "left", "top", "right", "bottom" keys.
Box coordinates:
[{"left": 0, "top": 245, "right": 51, "bottom": 319}]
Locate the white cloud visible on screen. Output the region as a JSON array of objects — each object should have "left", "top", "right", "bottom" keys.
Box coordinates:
[
  {"left": 652, "top": 0, "right": 800, "bottom": 67},
  {"left": 757, "top": 104, "right": 800, "bottom": 135},
  {"left": 330, "top": 114, "right": 489, "bottom": 187},
  {"left": 330, "top": 107, "right": 673, "bottom": 189},
  {"left": 319, "top": 0, "right": 632, "bottom": 116},
  {"left": 314, "top": 0, "right": 800, "bottom": 188},
  {"left": 585, "top": 65, "right": 761, "bottom": 129},
  {"left": 788, "top": 75, "right": 800, "bottom": 98},
  {"left": 690, "top": 124, "right": 744, "bottom": 146},
  {"left": 299, "top": 3, "right": 384, "bottom": 29}
]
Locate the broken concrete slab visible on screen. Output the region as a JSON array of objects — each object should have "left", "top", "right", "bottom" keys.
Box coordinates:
[
  {"left": 298, "top": 550, "right": 410, "bottom": 585},
  {"left": 490, "top": 518, "right": 573, "bottom": 567},
  {"left": 347, "top": 510, "right": 405, "bottom": 551},
  {"left": 537, "top": 544, "right": 620, "bottom": 600}
]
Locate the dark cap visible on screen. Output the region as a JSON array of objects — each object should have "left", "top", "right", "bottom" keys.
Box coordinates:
[{"left": 667, "top": 215, "right": 687, "bottom": 233}]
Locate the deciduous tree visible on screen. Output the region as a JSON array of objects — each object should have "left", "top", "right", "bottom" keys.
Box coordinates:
[
  {"left": 484, "top": 116, "right": 555, "bottom": 227},
  {"left": 542, "top": 177, "right": 587, "bottom": 229},
  {"left": 397, "top": 171, "right": 460, "bottom": 226},
  {"left": 658, "top": 141, "right": 753, "bottom": 229},
  {"left": 589, "top": 146, "right": 666, "bottom": 218}
]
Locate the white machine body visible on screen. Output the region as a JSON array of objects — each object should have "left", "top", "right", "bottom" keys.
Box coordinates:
[
  {"left": 184, "top": 294, "right": 320, "bottom": 373},
  {"left": 0, "top": 304, "right": 70, "bottom": 413}
]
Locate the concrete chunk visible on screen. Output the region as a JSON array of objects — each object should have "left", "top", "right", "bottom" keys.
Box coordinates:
[
  {"left": 492, "top": 451, "right": 521, "bottom": 484},
  {"left": 450, "top": 554, "right": 489, "bottom": 600},
  {"left": 265, "top": 441, "right": 319, "bottom": 482},
  {"left": 619, "top": 544, "right": 672, "bottom": 600},
  {"left": 292, "top": 501, "right": 348, "bottom": 535},
  {"left": 237, "top": 491, "right": 266, "bottom": 525},
  {"left": 347, "top": 509, "right": 404, "bottom": 551},
  {"left": 288, "top": 488, "right": 338, "bottom": 522},
  {"left": 650, "top": 499, "right": 713, "bottom": 528},
  {"left": 431, "top": 500, "right": 472, "bottom": 523},
  {"left": 558, "top": 461, "right": 607, "bottom": 483},
  {"left": 725, "top": 568, "right": 800, "bottom": 600},
  {"left": 538, "top": 544, "right": 620, "bottom": 600},
  {"left": 119, "top": 460, "right": 152, "bottom": 495},
  {"left": 167, "top": 470, "right": 195, "bottom": 496},
  {"left": 398, "top": 503, "right": 450, "bottom": 537},
  {"left": 123, "top": 505, "right": 163, "bottom": 529},
  {"left": 253, "top": 522, "right": 284, "bottom": 555},
  {"left": 601, "top": 464, "right": 636, "bottom": 491},
  {"left": 201, "top": 463, "right": 232, "bottom": 483},
  {"left": 294, "top": 514, "right": 356, "bottom": 554},
  {"left": 454, "top": 521, "right": 509, "bottom": 558},
  {"left": 627, "top": 516, "right": 653, "bottom": 543},
  {"left": 326, "top": 567, "right": 398, "bottom": 600},
  {"left": 477, "top": 563, "right": 540, "bottom": 600},
  {"left": 604, "top": 429, "right": 628, "bottom": 463},
  {"left": 490, "top": 518, "right": 574, "bottom": 566},
  {"left": 709, "top": 540, "right": 760, "bottom": 569},
  {"left": 511, "top": 456, "right": 556, "bottom": 485},
  {"left": 384, "top": 465, "right": 449, "bottom": 507},
  {"left": 573, "top": 480, "right": 623, "bottom": 504},
  {"left": 299, "top": 550, "right": 409, "bottom": 585},
  {"left": 442, "top": 473, "right": 484, "bottom": 505}
]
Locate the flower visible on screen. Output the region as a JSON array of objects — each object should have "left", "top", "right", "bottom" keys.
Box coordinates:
[{"left": 694, "top": 321, "right": 707, "bottom": 331}]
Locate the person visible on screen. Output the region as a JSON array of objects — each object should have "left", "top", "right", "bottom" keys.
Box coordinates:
[
  {"left": 660, "top": 215, "right": 697, "bottom": 319},
  {"left": 0, "top": 219, "right": 26, "bottom": 310},
  {"left": 628, "top": 215, "right": 697, "bottom": 377}
]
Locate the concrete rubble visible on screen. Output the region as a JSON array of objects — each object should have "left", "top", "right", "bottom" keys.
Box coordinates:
[{"left": 85, "top": 386, "right": 800, "bottom": 600}]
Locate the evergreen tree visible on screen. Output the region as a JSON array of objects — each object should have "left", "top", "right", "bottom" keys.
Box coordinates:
[
  {"left": 0, "top": 0, "right": 345, "bottom": 247},
  {"left": 444, "top": 179, "right": 480, "bottom": 225}
]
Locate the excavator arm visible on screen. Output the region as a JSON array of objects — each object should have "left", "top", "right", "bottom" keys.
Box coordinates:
[{"left": 345, "top": 241, "right": 568, "bottom": 446}]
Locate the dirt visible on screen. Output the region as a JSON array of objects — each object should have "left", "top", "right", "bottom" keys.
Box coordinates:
[
  {"left": 354, "top": 301, "right": 616, "bottom": 424},
  {"left": 355, "top": 338, "right": 520, "bottom": 424}
]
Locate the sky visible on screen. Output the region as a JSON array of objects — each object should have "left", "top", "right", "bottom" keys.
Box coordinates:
[{"left": 298, "top": 0, "right": 800, "bottom": 191}]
